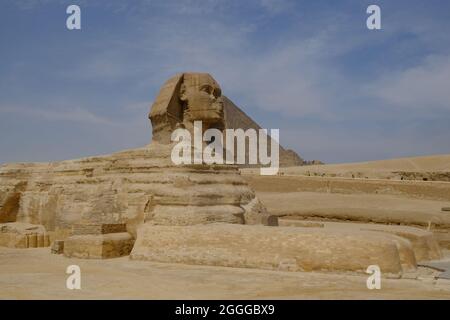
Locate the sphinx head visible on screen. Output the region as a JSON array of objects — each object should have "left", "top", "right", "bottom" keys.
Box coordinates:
[
  {"left": 180, "top": 73, "right": 224, "bottom": 127},
  {"left": 149, "top": 73, "right": 225, "bottom": 144}
]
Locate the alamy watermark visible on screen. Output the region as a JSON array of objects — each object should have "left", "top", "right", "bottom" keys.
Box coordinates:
[
  {"left": 171, "top": 121, "right": 280, "bottom": 175},
  {"left": 66, "top": 264, "right": 81, "bottom": 290},
  {"left": 366, "top": 265, "right": 381, "bottom": 290},
  {"left": 367, "top": 5, "right": 381, "bottom": 30},
  {"left": 66, "top": 5, "right": 81, "bottom": 30},
  {"left": 65, "top": 4, "right": 381, "bottom": 31}
]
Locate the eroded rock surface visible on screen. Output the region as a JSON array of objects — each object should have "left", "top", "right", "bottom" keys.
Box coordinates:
[
  {"left": 0, "top": 222, "right": 49, "bottom": 248},
  {"left": 131, "top": 223, "right": 406, "bottom": 276}
]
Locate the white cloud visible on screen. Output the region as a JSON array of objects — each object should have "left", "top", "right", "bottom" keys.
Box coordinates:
[
  {"left": 371, "top": 55, "right": 450, "bottom": 110},
  {"left": 258, "top": 0, "right": 294, "bottom": 15},
  {"left": 0, "top": 105, "right": 116, "bottom": 125},
  {"left": 121, "top": 18, "right": 351, "bottom": 119}
]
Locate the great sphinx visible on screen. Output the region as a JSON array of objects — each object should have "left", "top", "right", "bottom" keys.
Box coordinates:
[
  {"left": 0, "top": 73, "right": 273, "bottom": 256},
  {"left": 0, "top": 73, "right": 439, "bottom": 276}
]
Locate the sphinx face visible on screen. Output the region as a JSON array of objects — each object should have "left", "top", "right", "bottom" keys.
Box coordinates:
[{"left": 181, "top": 73, "right": 224, "bottom": 128}]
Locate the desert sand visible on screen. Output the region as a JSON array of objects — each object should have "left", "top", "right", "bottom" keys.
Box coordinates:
[{"left": 0, "top": 247, "right": 449, "bottom": 299}]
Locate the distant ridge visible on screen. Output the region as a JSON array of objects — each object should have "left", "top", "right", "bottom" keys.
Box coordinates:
[{"left": 255, "top": 154, "right": 450, "bottom": 181}]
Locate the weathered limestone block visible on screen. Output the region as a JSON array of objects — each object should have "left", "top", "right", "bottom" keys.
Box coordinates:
[
  {"left": 130, "top": 223, "right": 405, "bottom": 276},
  {"left": 27, "top": 233, "right": 37, "bottom": 247},
  {"left": 360, "top": 224, "right": 442, "bottom": 261},
  {"left": 51, "top": 240, "right": 64, "bottom": 254},
  {"left": 278, "top": 220, "right": 325, "bottom": 228},
  {"left": 241, "top": 197, "right": 278, "bottom": 226},
  {"left": 0, "top": 222, "right": 50, "bottom": 248},
  {"left": 148, "top": 205, "right": 245, "bottom": 225},
  {"left": 0, "top": 182, "right": 26, "bottom": 223},
  {"left": 434, "top": 231, "right": 450, "bottom": 249},
  {"left": 64, "top": 233, "right": 134, "bottom": 259},
  {"left": 279, "top": 219, "right": 440, "bottom": 266},
  {"left": 72, "top": 223, "right": 127, "bottom": 235},
  {"left": 0, "top": 232, "right": 28, "bottom": 248},
  {"left": 63, "top": 223, "right": 135, "bottom": 259},
  {"left": 366, "top": 232, "right": 417, "bottom": 272}
]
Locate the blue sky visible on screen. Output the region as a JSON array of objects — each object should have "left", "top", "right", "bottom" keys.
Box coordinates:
[{"left": 1, "top": 0, "right": 449, "bottom": 164}]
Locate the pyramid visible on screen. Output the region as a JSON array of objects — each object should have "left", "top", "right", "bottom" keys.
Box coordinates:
[{"left": 222, "top": 96, "right": 304, "bottom": 167}]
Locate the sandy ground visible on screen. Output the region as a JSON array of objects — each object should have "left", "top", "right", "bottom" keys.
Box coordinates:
[
  {"left": 294, "top": 154, "right": 450, "bottom": 172},
  {"left": 287, "top": 154, "right": 450, "bottom": 174},
  {"left": 242, "top": 154, "right": 450, "bottom": 180},
  {"left": 0, "top": 247, "right": 449, "bottom": 300}
]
